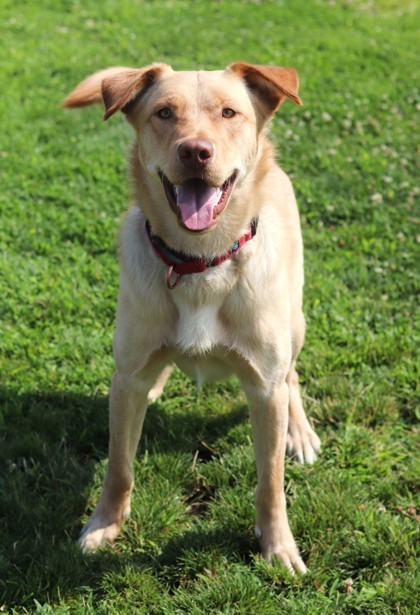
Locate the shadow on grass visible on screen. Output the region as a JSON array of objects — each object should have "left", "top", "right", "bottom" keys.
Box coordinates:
[{"left": 0, "top": 386, "right": 248, "bottom": 609}]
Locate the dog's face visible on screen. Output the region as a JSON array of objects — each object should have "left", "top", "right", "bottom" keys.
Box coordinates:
[
  {"left": 99, "top": 63, "right": 302, "bottom": 237},
  {"left": 130, "top": 68, "right": 259, "bottom": 233},
  {"left": 64, "top": 63, "right": 302, "bottom": 240}
]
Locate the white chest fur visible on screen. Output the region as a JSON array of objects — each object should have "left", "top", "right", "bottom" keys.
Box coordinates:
[
  {"left": 173, "top": 294, "right": 225, "bottom": 355},
  {"left": 170, "top": 266, "right": 235, "bottom": 356}
]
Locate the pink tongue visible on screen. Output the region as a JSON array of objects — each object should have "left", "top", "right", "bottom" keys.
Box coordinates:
[{"left": 175, "top": 179, "right": 221, "bottom": 231}]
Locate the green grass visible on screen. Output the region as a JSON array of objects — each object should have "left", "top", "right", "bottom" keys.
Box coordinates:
[{"left": 0, "top": 0, "right": 418, "bottom": 612}]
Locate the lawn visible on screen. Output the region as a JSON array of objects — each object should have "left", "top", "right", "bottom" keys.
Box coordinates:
[{"left": 0, "top": 0, "right": 418, "bottom": 613}]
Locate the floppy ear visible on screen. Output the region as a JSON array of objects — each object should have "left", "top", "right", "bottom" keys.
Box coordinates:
[
  {"left": 228, "top": 62, "right": 303, "bottom": 117},
  {"left": 62, "top": 64, "right": 169, "bottom": 121},
  {"left": 102, "top": 64, "right": 169, "bottom": 120}
]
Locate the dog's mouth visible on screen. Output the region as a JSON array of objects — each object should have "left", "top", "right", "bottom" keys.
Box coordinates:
[{"left": 160, "top": 172, "right": 237, "bottom": 232}]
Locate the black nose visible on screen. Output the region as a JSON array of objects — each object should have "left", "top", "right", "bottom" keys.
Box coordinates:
[{"left": 177, "top": 139, "right": 214, "bottom": 170}]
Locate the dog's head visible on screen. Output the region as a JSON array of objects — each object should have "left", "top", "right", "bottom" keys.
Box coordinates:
[{"left": 63, "top": 63, "right": 302, "bottom": 238}]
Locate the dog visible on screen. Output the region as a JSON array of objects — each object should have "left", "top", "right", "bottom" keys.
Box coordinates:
[{"left": 63, "top": 61, "right": 321, "bottom": 574}]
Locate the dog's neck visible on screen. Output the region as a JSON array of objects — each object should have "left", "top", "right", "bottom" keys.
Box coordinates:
[{"left": 145, "top": 219, "right": 258, "bottom": 289}]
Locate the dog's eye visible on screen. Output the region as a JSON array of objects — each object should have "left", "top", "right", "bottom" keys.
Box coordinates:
[
  {"left": 222, "top": 108, "right": 236, "bottom": 118},
  {"left": 156, "top": 107, "right": 172, "bottom": 119}
]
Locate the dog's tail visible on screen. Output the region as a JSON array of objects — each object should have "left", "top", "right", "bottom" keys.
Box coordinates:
[{"left": 62, "top": 67, "right": 134, "bottom": 109}]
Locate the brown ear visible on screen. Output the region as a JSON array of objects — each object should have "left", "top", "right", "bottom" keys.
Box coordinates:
[
  {"left": 228, "top": 62, "right": 303, "bottom": 116},
  {"left": 62, "top": 64, "right": 169, "bottom": 121},
  {"left": 102, "top": 63, "right": 169, "bottom": 120},
  {"left": 62, "top": 67, "right": 137, "bottom": 110}
]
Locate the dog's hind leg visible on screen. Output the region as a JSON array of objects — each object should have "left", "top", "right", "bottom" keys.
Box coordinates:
[
  {"left": 287, "top": 361, "right": 321, "bottom": 464},
  {"left": 147, "top": 364, "right": 174, "bottom": 403},
  {"left": 286, "top": 311, "right": 321, "bottom": 464}
]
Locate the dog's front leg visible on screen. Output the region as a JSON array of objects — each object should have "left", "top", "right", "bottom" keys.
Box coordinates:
[
  {"left": 78, "top": 370, "right": 154, "bottom": 551},
  {"left": 246, "top": 380, "right": 307, "bottom": 574}
]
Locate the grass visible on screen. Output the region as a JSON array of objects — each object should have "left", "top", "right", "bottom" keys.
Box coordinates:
[{"left": 0, "top": 0, "right": 418, "bottom": 612}]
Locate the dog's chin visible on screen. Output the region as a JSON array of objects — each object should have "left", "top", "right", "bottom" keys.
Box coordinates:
[{"left": 159, "top": 172, "right": 237, "bottom": 234}]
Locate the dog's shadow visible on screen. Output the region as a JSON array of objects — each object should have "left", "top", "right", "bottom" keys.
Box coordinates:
[{"left": 0, "top": 385, "right": 250, "bottom": 608}]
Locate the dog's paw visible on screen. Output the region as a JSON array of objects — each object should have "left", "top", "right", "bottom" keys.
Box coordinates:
[
  {"left": 256, "top": 526, "right": 307, "bottom": 574},
  {"left": 78, "top": 521, "right": 119, "bottom": 551},
  {"left": 78, "top": 506, "right": 130, "bottom": 552},
  {"left": 287, "top": 418, "right": 321, "bottom": 465}
]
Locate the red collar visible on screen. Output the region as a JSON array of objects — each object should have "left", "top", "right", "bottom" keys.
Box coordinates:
[{"left": 145, "top": 219, "right": 258, "bottom": 289}]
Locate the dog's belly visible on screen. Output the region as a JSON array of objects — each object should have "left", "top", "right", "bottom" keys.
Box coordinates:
[{"left": 175, "top": 353, "right": 234, "bottom": 386}]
